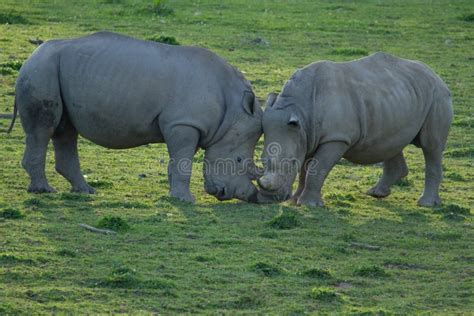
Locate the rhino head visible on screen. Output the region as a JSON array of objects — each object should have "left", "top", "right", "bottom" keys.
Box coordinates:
[
  {"left": 257, "top": 89, "right": 309, "bottom": 202},
  {"left": 203, "top": 92, "right": 263, "bottom": 203}
]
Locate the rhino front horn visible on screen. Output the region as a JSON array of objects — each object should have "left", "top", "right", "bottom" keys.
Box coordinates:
[{"left": 257, "top": 174, "right": 273, "bottom": 191}]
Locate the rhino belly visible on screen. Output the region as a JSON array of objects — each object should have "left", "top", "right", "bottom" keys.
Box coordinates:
[
  {"left": 342, "top": 101, "right": 426, "bottom": 164},
  {"left": 64, "top": 94, "right": 164, "bottom": 149},
  {"left": 71, "top": 113, "right": 163, "bottom": 149},
  {"left": 344, "top": 144, "right": 408, "bottom": 164},
  {"left": 343, "top": 122, "right": 422, "bottom": 164}
]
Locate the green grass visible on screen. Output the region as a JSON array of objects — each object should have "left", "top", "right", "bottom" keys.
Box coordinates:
[
  {"left": 0, "top": 207, "right": 24, "bottom": 219},
  {"left": 0, "top": 12, "right": 30, "bottom": 24},
  {"left": 0, "top": 0, "right": 473, "bottom": 314},
  {"left": 96, "top": 215, "right": 130, "bottom": 232},
  {"left": 268, "top": 209, "right": 300, "bottom": 229},
  {"left": 300, "top": 267, "right": 332, "bottom": 279},
  {"left": 459, "top": 13, "right": 474, "bottom": 22},
  {"left": 309, "top": 287, "right": 340, "bottom": 301},
  {"left": 331, "top": 47, "right": 369, "bottom": 56}
]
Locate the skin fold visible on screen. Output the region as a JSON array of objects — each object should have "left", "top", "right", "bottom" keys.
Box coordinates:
[
  {"left": 258, "top": 52, "right": 452, "bottom": 207},
  {"left": 14, "top": 31, "right": 263, "bottom": 203}
]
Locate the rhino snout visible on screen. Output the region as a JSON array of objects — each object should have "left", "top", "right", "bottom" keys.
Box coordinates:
[
  {"left": 256, "top": 173, "right": 293, "bottom": 203},
  {"left": 215, "top": 185, "right": 232, "bottom": 201},
  {"left": 205, "top": 180, "right": 232, "bottom": 201},
  {"left": 204, "top": 180, "right": 221, "bottom": 195},
  {"left": 205, "top": 185, "right": 218, "bottom": 195}
]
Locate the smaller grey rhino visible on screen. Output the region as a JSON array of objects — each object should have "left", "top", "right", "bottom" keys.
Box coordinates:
[
  {"left": 10, "top": 32, "right": 263, "bottom": 203},
  {"left": 258, "top": 52, "right": 452, "bottom": 207}
]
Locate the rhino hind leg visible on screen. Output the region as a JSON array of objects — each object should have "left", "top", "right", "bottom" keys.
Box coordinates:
[
  {"left": 22, "top": 129, "right": 57, "bottom": 193},
  {"left": 418, "top": 148, "right": 443, "bottom": 207},
  {"left": 417, "top": 124, "right": 449, "bottom": 207},
  {"left": 417, "top": 98, "right": 452, "bottom": 207},
  {"left": 52, "top": 118, "right": 95, "bottom": 194},
  {"left": 17, "top": 54, "right": 64, "bottom": 193},
  {"left": 19, "top": 96, "right": 61, "bottom": 194},
  {"left": 367, "top": 151, "right": 408, "bottom": 198}
]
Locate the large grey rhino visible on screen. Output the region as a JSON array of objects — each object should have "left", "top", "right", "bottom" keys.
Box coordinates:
[
  {"left": 9, "top": 31, "right": 263, "bottom": 203},
  {"left": 258, "top": 52, "right": 452, "bottom": 207}
]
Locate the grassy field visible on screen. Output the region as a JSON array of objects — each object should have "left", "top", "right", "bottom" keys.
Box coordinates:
[{"left": 0, "top": 0, "right": 473, "bottom": 314}]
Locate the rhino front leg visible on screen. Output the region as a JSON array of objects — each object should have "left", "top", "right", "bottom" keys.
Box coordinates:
[
  {"left": 367, "top": 151, "right": 409, "bottom": 198},
  {"left": 164, "top": 126, "right": 199, "bottom": 203},
  {"left": 53, "top": 123, "right": 95, "bottom": 194},
  {"left": 297, "top": 142, "right": 348, "bottom": 207},
  {"left": 290, "top": 158, "right": 309, "bottom": 204}
]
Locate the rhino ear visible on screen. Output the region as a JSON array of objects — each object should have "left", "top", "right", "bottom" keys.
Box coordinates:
[
  {"left": 288, "top": 112, "right": 299, "bottom": 127},
  {"left": 242, "top": 91, "right": 256, "bottom": 116},
  {"left": 266, "top": 92, "right": 278, "bottom": 108}
]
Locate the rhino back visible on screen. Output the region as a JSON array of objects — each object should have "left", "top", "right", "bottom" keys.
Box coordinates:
[
  {"left": 305, "top": 52, "right": 450, "bottom": 163},
  {"left": 52, "top": 32, "right": 245, "bottom": 148}
]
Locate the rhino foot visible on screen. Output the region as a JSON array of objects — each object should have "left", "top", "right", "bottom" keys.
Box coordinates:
[
  {"left": 288, "top": 192, "right": 303, "bottom": 205},
  {"left": 71, "top": 184, "right": 96, "bottom": 194},
  {"left": 297, "top": 194, "right": 324, "bottom": 208},
  {"left": 366, "top": 186, "right": 391, "bottom": 198},
  {"left": 417, "top": 195, "right": 441, "bottom": 207},
  {"left": 28, "top": 183, "right": 57, "bottom": 194},
  {"left": 170, "top": 191, "right": 195, "bottom": 204}
]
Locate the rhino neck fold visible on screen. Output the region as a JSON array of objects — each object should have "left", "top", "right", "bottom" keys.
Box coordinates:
[
  {"left": 306, "top": 75, "right": 321, "bottom": 156},
  {"left": 200, "top": 103, "right": 238, "bottom": 149},
  {"left": 280, "top": 103, "right": 314, "bottom": 158}
]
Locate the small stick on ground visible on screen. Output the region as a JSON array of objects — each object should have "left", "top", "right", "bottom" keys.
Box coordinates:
[
  {"left": 79, "top": 223, "right": 117, "bottom": 235},
  {"left": 0, "top": 114, "right": 13, "bottom": 119},
  {"left": 349, "top": 242, "right": 381, "bottom": 251}
]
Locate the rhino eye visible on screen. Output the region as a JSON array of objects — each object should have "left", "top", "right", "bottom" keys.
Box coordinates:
[{"left": 236, "top": 157, "right": 242, "bottom": 163}]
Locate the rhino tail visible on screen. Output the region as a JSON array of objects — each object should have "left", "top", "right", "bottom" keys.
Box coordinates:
[{"left": 7, "top": 96, "right": 17, "bottom": 133}]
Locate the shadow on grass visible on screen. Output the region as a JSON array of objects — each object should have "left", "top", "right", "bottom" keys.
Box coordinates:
[{"left": 23, "top": 193, "right": 94, "bottom": 213}]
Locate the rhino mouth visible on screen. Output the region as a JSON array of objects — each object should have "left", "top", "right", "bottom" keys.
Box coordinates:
[
  {"left": 257, "top": 176, "right": 292, "bottom": 202},
  {"left": 204, "top": 180, "right": 233, "bottom": 201},
  {"left": 205, "top": 179, "right": 260, "bottom": 202},
  {"left": 247, "top": 190, "right": 259, "bottom": 203},
  {"left": 256, "top": 190, "right": 291, "bottom": 203}
]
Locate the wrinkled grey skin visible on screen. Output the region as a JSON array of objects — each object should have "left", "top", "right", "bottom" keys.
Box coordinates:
[
  {"left": 14, "top": 31, "right": 263, "bottom": 203},
  {"left": 258, "top": 52, "right": 452, "bottom": 207}
]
